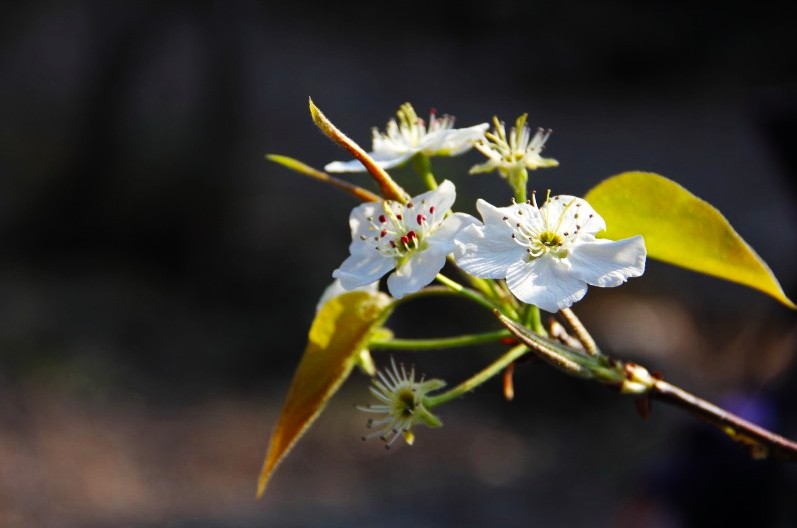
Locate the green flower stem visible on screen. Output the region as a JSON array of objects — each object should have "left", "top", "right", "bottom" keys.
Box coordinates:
[
  {"left": 412, "top": 153, "right": 438, "bottom": 190},
  {"left": 510, "top": 166, "right": 528, "bottom": 203},
  {"left": 425, "top": 344, "right": 528, "bottom": 408},
  {"left": 522, "top": 304, "right": 547, "bottom": 336},
  {"left": 369, "top": 329, "right": 512, "bottom": 351},
  {"left": 435, "top": 273, "right": 517, "bottom": 317}
]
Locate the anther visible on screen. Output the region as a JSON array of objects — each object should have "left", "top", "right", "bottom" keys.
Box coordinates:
[
  {"left": 429, "top": 206, "right": 435, "bottom": 214},
  {"left": 416, "top": 214, "right": 426, "bottom": 225},
  {"left": 378, "top": 214, "right": 387, "bottom": 223}
]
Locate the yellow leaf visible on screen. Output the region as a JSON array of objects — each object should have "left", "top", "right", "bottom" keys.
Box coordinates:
[
  {"left": 585, "top": 171, "right": 795, "bottom": 309},
  {"left": 257, "top": 290, "right": 393, "bottom": 498}
]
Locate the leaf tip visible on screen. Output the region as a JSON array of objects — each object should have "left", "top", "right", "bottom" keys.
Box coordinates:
[{"left": 256, "top": 469, "right": 270, "bottom": 500}]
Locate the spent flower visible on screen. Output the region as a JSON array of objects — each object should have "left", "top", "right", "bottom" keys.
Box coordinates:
[
  {"left": 325, "top": 103, "right": 488, "bottom": 172},
  {"left": 454, "top": 193, "right": 646, "bottom": 312},
  {"left": 357, "top": 357, "right": 445, "bottom": 448},
  {"left": 333, "top": 180, "right": 475, "bottom": 298},
  {"left": 470, "top": 115, "right": 558, "bottom": 197}
]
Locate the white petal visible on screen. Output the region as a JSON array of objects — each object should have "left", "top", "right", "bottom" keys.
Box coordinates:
[
  {"left": 347, "top": 202, "right": 384, "bottom": 253},
  {"left": 407, "top": 180, "right": 457, "bottom": 227},
  {"left": 541, "top": 195, "right": 606, "bottom": 236},
  {"left": 325, "top": 150, "right": 415, "bottom": 173},
  {"left": 477, "top": 198, "right": 544, "bottom": 230},
  {"left": 505, "top": 258, "right": 588, "bottom": 312},
  {"left": 422, "top": 124, "right": 489, "bottom": 156},
  {"left": 333, "top": 252, "right": 395, "bottom": 290},
  {"left": 324, "top": 159, "right": 369, "bottom": 173},
  {"left": 429, "top": 212, "right": 479, "bottom": 248},
  {"left": 567, "top": 236, "right": 646, "bottom": 287},
  {"left": 454, "top": 223, "right": 525, "bottom": 279},
  {"left": 386, "top": 246, "right": 449, "bottom": 298}
]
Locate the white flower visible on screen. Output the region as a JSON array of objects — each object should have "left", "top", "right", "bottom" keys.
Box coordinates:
[
  {"left": 325, "top": 103, "right": 488, "bottom": 172},
  {"left": 470, "top": 114, "right": 559, "bottom": 178},
  {"left": 333, "top": 180, "right": 475, "bottom": 298},
  {"left": 454, "top": 193, "right": 646, "bottom": 312},
  {"left": 357, "top": 357, "right": 445, "bottom": 448}
]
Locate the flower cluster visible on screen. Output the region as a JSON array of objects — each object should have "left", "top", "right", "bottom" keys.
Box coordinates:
[
  {"left": 334, "top": 184, "right": 645, "bottom": 310},
  {"left": 260, "top": 100, "right": 795, "bottom": 500},
  {"left": 325, "top": 103, "right": 488, "bottom": 173},
  {"left": 313, "top": 102, "right": 646, "bottom": 446}
]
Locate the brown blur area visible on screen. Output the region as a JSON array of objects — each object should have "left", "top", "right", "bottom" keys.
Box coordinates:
[{"left": 1, "top": 1, "right": 797, "bottom": 526}]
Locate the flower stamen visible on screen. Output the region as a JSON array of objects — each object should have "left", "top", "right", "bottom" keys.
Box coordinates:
[{"left": 356, "top": 358, "right": 445, "bottom": 449}]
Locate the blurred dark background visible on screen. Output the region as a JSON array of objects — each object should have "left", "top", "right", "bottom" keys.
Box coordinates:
[{"left": 1, "top": 1, "right": 796, "bottom": 526}]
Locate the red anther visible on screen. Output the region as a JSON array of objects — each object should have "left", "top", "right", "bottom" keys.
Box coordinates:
[
  {"left": 500, "top": 337, "right": 517, "bottom": 346},
  {"left": 429, "top": 206, "right": 435, "bottom": 214},
  {"left": 396, "top": 214, "right": 402, "bottom": 221},
  {"left": 390, "top": 240, "right": 396, "bottom": 248},
  {"left": 408, "top": 230, "right": 417, "bottom": 239},
  {"left": 416, "top": 214, "right": 426, "bottom": 225},
  {"left": 380, "top": 230, "right": 387, "bottom": 238},
  {"left": 430, "top": 107, "right": 438, "bottom": 116},
  {"left": 378, "top": 214, "right": 387, "bottom": 223},
  {"left": 407, "top": 202, "right": 413, "bottom": 209},
  {"left": 400, "top": 235, "right": 409, "bottom": 245}
]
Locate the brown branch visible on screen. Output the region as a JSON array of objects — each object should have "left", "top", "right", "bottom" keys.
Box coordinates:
[
  {"left": 650, "top": 378, "right": 797, "bottom": 461},
  {"left": 495, "top": 309, "right": 797, "bottom": 462}
]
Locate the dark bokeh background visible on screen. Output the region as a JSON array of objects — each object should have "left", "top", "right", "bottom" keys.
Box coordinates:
[{"left": 2, "top": 1, "right": 797, "bottom": 526}]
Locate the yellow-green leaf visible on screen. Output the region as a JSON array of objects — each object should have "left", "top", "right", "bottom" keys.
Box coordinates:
[
  {"left": 585, "top": 171, "right": 795, "bottom": 309},
  {"left": 257, "top": 290, "right": 393, "bottom": 498}
]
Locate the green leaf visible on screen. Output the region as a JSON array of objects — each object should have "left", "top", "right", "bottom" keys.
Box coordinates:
[
  {"left": 256, "top": 290, "right": 393, "bottom": 498},
  {"left": 585, "top": 171, "right": 795, "bottom": 309}
]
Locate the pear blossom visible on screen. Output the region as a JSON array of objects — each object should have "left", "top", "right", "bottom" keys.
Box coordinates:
[
  {"left": 324, "top": 103, "right": 488, "bottom": 172},
  {"left": 470, "top": 114, "right": 559, "bottom": 178},
  {"left": 454, "top": 193, "right": 646, "bottom": 312},
  {"left": 357, "top": 357, "right": 445, "bottom": 448},
  {"left": 333, "top": 180, "right": 475, "bottom": 298}
]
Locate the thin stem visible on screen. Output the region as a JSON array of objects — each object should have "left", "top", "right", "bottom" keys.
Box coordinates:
[
  {"left": 522, "top": 305, "right": 546, "bottom": 336},
  {"left": 370, "top": 330, "right": 511, "bottom": 351},
  {"left": 559, "top": 307, "right": 597, "bottom": 355},
  {"left": 510, "top": 166, "right": 528, "bottom": 203},
  {"left": 412, "top": 153, "right": 438, "bottom": 190},
  {"left": 435, "top": 273, "right": 505, "bottom": 313},
  {"left": 650, "top": 379, "right": 797, "bottom": 461},
  {"left": 425, "top": 344, "right": 528, "bottom": 407}
]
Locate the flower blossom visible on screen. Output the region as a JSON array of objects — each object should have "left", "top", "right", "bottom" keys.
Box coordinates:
[
  {"left": 470, "top": 114, "right": 559, "bottom": 178},
  {"left": 325, "top": 103, "right": 488, "bottom": 172},
  {"left": 333, "top": 180, "right": 474, "bottom": 298},
  {"left": 454, "top": 193, "right": 646, "bottom": 312},
  {"left": 357, "top": 357, "right": 445, "bottom": 448}
]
